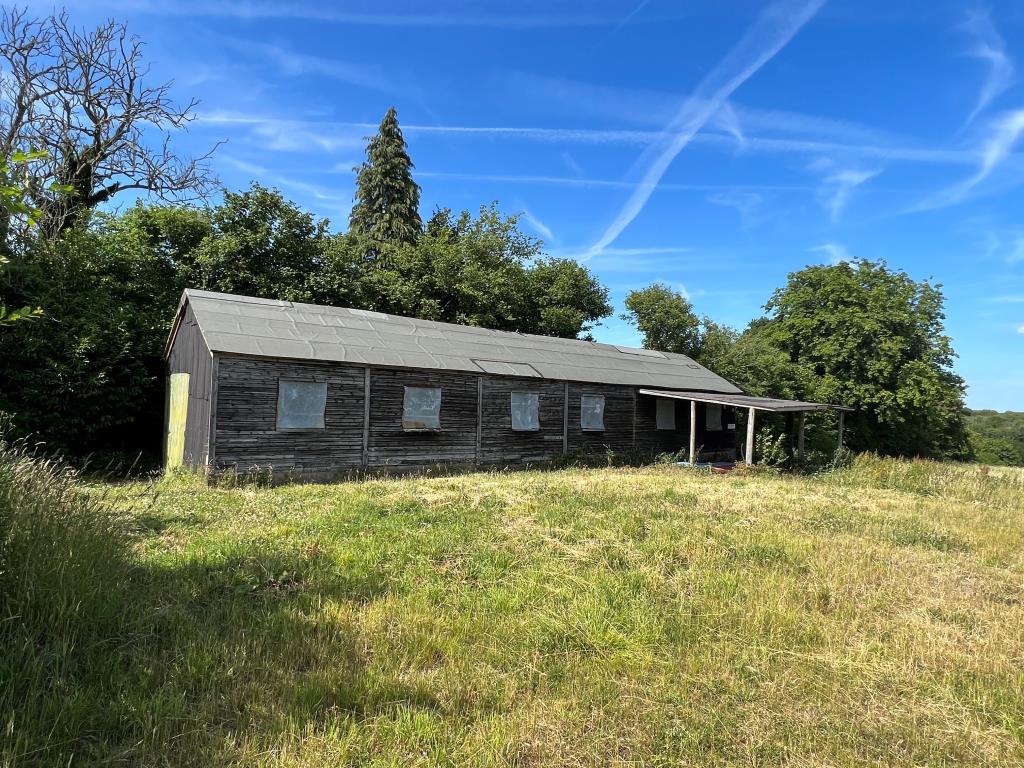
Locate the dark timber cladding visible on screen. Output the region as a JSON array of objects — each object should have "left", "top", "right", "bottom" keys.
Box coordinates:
[
  {"left": 163, "top": 289, "right": 759, "bottom": 479},
  {"left": 215, "top": 356, "right": 364, "bottom": 472},
  {"left": 366, "top": 368, "right": 478, "bottom": 468},
  {"left": 479, "top": 376, "right": 565, "bottom": 464}
]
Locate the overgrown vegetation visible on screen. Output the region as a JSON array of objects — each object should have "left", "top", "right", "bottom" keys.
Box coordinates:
[
  {"left": 967, "top": 409, "right": 1024, "bottom": 466},
  {"left": 3, "top": 439, "right": 1022, "bottom": 765},
  {"left": 623, "top": 262, "right": 972, "bottom": 462}
]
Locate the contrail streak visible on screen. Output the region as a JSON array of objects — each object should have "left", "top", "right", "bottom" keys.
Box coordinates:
[{"left": 584, "top": 0, "right": 826, "bottom": 258}]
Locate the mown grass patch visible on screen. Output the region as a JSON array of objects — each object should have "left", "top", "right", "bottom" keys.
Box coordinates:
[{"left": 2, "top": 454, "right": 1023, "bottom": 766}]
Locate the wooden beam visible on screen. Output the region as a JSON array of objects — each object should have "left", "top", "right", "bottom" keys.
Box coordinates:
[
  {"left": 562, "top": 381, "right": 569, "bottom": 455},
  {"left": 208, "top": 354, "right": 219, "bottom": 470},
  {"left": 631, "top": 388, "right": 637, "bottom": 449},
  {"left": 361, "top": 367, "right": 371, "bottom": 467},
  {"left": 837, "top": 410, "right": 845, "bottom": 451},
  {"left": 745, "top": 406, "right": 756, "bottom": 465},
  {"left": 688, "top": 400, "right": 697, "bottom": 464},
  {"left": 475, "top": 377, "right": 483, "bottom": 463},
  {"left": 797, "top": 411, "right": 805, "bottom": 463}
]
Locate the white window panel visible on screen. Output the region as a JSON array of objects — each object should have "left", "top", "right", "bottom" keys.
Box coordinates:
[
  {"left": 580, "top": 394, "right": 605, "bottom": 431},
  {"left": 706, "top": 403, "right": 723, "bottom": 431},
  {"left": 656, "top": 399, "right": 676, "bottom": 430},
  {"left": 277, "top": 380, "right": 327, "bottom": 430},
  {"left": 403, "top": 386, "right": 442, "bottom": 430},
  {"left": 510, "top": 392, "right": 540, "bottom": 431}
]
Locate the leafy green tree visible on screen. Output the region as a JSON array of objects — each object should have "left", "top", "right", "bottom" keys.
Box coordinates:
[
  {"left": 621, "top": 283, "right": 702, "bottom": 357},
  {"left": 621, "top": 283, "right": 738, "bottom": 365},
  {"left": 0, "top": 150, "right": 53, "bottom": 325},
  {"left": 0, "top": 222, "right": 181, "bottom": 460},
  {"left": 966, "top": 410, "right": 1024, "bottom": 466},
  {"left": 193, "top": 184, "right": 331, "bottom": 302},
  {"left": 519, "top": 257, "right": 611, "bottom": 339},
  {"left": 352, "top": 205, "right": 610, "bottom": 338},
  {"left": 970, "top": 431, "right": 1024, "bottom": 466},
  {"left": 349, "top": 107, "right": 422, "bottom": 245},
  {"left": 760, "top": 260, "right": 969, "bottom": 459}
]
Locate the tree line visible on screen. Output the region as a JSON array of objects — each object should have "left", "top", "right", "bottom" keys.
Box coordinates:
[
  {"left": 966, "top": 410, "right": 1024, "bottom": 466},
  {"left": 0, "top": 8, "right": 989, "bottom": 467}
]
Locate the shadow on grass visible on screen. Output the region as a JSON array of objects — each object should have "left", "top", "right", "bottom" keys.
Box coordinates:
[{"left": 4, "top": 528, "right": 431, "bottom": 766}]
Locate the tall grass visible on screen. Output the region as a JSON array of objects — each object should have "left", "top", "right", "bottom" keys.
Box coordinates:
[
  {"left": 0, "top": 435, "right": 143, "bottom": 764},
  {"left": 1, "top": 443, "right": 1022, "bottom": 766}
]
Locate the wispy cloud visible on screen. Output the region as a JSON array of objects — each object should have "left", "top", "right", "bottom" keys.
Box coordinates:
[
  {"left": 712, "top": 101, "right": 745, "bottom": 148},
  {"left": 915, "top": 109, "right": 1024, "bottom": 210},
  {"left": 1010, "top": 237, "right": 1024, "bottom": 264},
  {"left": 707, "top": 190, "right": 764, "bottom": 227},
  {"left": 584, "top": 0, "right": 826, "bottom": 257},
  {"left": 249, "top": 122, "right": 367, "bottom": 154},
  {"left": 990, "top": 295, "right": 1024, "bottom": 303},
  {"left": 67, "top": 0, "right": 677, "bottom": 28},
  {"left": 551, "top": 245, "right": 696, "bottom": 267},
  {"left": 813, "top": 163, "right": 881, "bottom": 221},
  {"left": 414, "top": 170, "right": 812, "bottom": 192},
  {"left": 239, "top": 40, "right": 391, "bottom": 91},
  {"left": 519, "top": 208, "right": 556, "bottom": 244},
  {"left": 195, "top": 110, "right": 991, "bottom": 167},
  {"left": 560, "top": 151, "right": 585, "bottom": 177},
  {"left": 583, "top": 246, "right": 692, "bottom": 257},
  {"left": 962, "top": 9, "right": 1014, "bottom": 124},
  {"left": 1018, "top": 324, "right": 1024, "bottom": 335},
  {"left": 498, "top": 70, "right": 913, "bottom": 147},
  {"left": 965, "top": 110, "right": 1024, "bottom": 189},
  {"left": 957, "top": 218, "right": 1024, "bottom": 264},
  {"left": 616, "top": 0, "right": 651, "bottom": 30},
  {"left": 810, "top": 242, "right": 856, "bottom": 264},
  {"left": 221, "top": 156, "right": 350, "bottom": 206}
]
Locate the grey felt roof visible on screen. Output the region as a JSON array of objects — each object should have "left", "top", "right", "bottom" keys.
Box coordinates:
[
  {"left": 639, "top": 389, "right": 853, "bottom": 413},
  {"left": 175, "top": 289, "right": 743, "bottom": 393}
]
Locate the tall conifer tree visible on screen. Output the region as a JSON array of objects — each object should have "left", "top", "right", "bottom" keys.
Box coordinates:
[{"left": 349, "top": 107, "right": 422, "bottom": 244}]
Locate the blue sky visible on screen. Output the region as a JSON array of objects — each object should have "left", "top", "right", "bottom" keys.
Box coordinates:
[{"left": 55, "top": 0, "right": 1024, "bottom": 410}]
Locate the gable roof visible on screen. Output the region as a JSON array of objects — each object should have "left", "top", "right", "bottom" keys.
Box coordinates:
[{"left": 170, "top": 289, "right": 743, "bottom": 393}]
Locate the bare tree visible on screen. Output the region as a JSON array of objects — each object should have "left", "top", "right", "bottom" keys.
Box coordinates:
[{"left": 0, "top": 8, "right": 218, "bottom": 237}]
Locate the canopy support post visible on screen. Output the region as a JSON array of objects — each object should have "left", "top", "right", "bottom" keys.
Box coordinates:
[
  {"left": 688, "top": 400, "right": 697, "bottom": 465},
  {"left": 745, "top": 406, "right": 756, "bottom": 466},
  {"left": 837, "top": 410, "right": 845, "bottom": 451},
  {"left": 797, "top": 412, "right": 805, "bottom": 464}
]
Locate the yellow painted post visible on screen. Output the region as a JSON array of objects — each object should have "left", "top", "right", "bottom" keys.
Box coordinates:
[{"left": 165, "top": 373, "right": 189, "bottom": 472}]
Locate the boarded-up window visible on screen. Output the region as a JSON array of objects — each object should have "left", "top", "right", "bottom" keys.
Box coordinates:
[
  {"left": 510, "top": 392, "right": 540, "bottom": 431},
  {"left": 403, "top": 386, "right": 442, "bottom": 430},
  {"left": 656, "top": 399, "right": 676, "bottom": 430},
  {"left": 277, "top": 380, "right": 327, "bottom": 430},
  {"left": 580, "top": 394, "right": 605, "bottom": 431},
  {"left": 706, "top": 403, "right": 723, "bottom": 431}
]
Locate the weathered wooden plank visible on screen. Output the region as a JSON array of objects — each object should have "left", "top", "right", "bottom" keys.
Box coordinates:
[
  {"left": 166, "top": 303, "right": 213, "bottom": 469},
  {"left": 205, "top": 353, "right": 741, "bottom": 479},
  {"left": 214, "top": 356, "right": 365, "bottom": 472},
  {"left": 478, "top": 376, "right": 566, "bottom": 465},
  {"left": 366, "top": 368, "right": 478, "bottom": 468},
  {"left": 362, "top": 367, "right": 371, "bottom": 467},
  {"left": 566, "top": 382, "right": 634, "bottom": 456}
]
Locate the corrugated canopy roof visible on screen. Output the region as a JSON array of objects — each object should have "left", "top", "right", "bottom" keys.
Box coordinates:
[
  {"left": 639, "top": 389, "right": 853, "bottom": 413},
  {"left": 174, "top": 289, "right": 743, "bottom": 393}
]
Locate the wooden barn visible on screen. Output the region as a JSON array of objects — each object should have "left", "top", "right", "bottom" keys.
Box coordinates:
[{"left": 164, "top": 290, "right": 848, "bottom": 479}]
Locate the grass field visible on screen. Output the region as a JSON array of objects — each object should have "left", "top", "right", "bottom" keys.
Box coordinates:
[{"left": 3, "top": 454, "right": 1023, "bottom": 766}]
